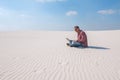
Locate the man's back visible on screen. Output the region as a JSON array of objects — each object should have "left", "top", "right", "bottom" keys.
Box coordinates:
[{"left": 77, "top": 30, "right": 88, "bottom": 47}]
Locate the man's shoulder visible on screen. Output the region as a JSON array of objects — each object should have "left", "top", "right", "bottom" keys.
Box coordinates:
[{"left": 81, "top": 30, "right": 85, "bottom": 34}]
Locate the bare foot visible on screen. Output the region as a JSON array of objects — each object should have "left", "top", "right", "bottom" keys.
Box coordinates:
[{"left": 66, "top": 43, "right": 70, "bottom": 46}]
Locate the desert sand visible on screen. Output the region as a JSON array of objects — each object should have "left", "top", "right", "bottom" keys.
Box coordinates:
[{"left": 0, "top": 30, "right": 120, "bottom": 80}]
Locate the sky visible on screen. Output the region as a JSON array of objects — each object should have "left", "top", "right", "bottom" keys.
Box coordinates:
[{"left": 0, "top": 0, "right": 120, "bottom": 31}]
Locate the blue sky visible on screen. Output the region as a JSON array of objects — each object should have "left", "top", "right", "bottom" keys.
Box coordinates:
[{"left": 0, "top": 0, "right": 120, "bottom": 31}]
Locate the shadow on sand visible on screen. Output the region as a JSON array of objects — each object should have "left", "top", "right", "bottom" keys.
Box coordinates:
[
  {"left": 76, "top": 46, "right": 110, "bottom": 50},
  {"left": 87, "top": 46, "right": 110, "bottom": 50}
]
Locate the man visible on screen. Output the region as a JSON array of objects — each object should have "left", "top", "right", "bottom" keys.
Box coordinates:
[{"left": 66, "top": 26, "right": 88, "bottom": 47}]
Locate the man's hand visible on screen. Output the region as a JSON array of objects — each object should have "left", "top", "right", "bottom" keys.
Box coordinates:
[{"left": 66, "top": 38, "right": 70, "bottom": 41}]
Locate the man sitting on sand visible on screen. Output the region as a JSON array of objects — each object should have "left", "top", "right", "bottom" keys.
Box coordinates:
[{"left": 66, "top": 26, "right": 88, "bottom": 48}]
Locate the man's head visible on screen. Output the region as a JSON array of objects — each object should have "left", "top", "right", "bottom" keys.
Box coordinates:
[{"left": 74, "top": 26, "right": 80, "bottom": 32}]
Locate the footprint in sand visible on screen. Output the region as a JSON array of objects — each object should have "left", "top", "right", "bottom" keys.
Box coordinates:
[
  {"left": 0, "top": 72, "right": 6, "bottom": 79},
  {"left": 58, "top": 61, "right": 69, "bottom": 66},
  {"left": 13, "top": 57, "right": 20, "bottom": 60},
  {"left": 118, "top": 70, "right": 120, "bottom": 79},
  {"left": 33, "top": 68, "right": 47, "bottom": 74}
]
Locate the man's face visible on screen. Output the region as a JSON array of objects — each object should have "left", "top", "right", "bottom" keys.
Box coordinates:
[{"left": 74, "top": 28, "right": 79, "bottom": 32}]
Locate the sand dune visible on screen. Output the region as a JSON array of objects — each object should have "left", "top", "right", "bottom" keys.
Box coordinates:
[{"left": 0, "top": 30, "right": 120, "bottom": 80}]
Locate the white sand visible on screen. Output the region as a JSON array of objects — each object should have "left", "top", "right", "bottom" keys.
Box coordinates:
[{"left": 0, "top": 30, "right": 120, "bottom": 80}]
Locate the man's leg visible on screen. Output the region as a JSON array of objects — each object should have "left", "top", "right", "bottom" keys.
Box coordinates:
[
  {"left": 66, "top": 39, "right": 73, "bottom": 46},
  {"left": 66, "top": 38, "right": 83, "bottom": 47},
  {"left": 69, "top": 41, "right": 83, "bottom": 47}
]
